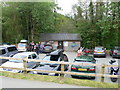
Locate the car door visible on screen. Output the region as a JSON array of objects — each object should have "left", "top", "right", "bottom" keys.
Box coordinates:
[{"left": 0, "top": 49, "right": 8, "bottom": 64}]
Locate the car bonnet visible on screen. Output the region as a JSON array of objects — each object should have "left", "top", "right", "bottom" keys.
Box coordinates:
[{"left": 1, "top": 61, "right": 23, "bottom": 68}]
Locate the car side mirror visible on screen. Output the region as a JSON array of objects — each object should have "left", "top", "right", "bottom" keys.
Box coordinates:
[{"left": 9, "top": 54, "right": 14, "bottom": 57}]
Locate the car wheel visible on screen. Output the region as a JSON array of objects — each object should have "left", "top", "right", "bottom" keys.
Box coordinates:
[
  {"left": 94, "top": 56, "right": 96, "bottom": 58},
  {"left": 71, "top": 75, "right": 77, "bottom": 78},
  {"left": 89, "top": 77, "right": 95, "bottom": 80},
  {"left": 55, "top": 73, "right": 61, "bottom": 76}
]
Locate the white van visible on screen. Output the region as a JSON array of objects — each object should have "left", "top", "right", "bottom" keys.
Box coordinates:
[{"left": 17, "top": 40, "right": 28, "bottom": 51}]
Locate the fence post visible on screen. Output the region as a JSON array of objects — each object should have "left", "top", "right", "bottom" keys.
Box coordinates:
[
  {"left": 101, "top": 64, "right": 105, "bottom": 82},
  {"left": 61, "top": 62, "right": 64, "bottom": 77},
  {"left": 23, "top": 58, "right": 27, "bottom": 74}
]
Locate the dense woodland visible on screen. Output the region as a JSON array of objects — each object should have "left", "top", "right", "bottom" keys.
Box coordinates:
[{"left": 1, "top": 1, "right": 120, "bottom": 49}]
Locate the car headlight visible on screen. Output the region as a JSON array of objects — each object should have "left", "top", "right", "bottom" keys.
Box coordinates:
[
  {"left": 0, "top": 68, "right": 3, "bottom": 71},
  {"left": 11, "top": 70, "right": 21, "bottom": 73},
  {"left": 33, "top": 71, "right": 37, "bottom": 74},
  {"left": 48, "top": 73, "right": 55, "bottom": 76}
]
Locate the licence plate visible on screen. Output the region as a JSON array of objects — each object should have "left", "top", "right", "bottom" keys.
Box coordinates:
[
  {"left": 117, "top": 53, "right": 120, "bottom": 55},
  {"left": 45, "top": 49, "right": 50, "bottom": 50},
  {"left": 98, "top": 52, "right": 102, "bottom": 53},
  {"left": 78, "top": 68, "right": 87, "bottom": 71}
]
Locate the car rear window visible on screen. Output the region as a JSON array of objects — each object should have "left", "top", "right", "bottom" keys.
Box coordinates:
[
  {"left": 7, "top": 47, "right": 17, "bottom": 52},
  {"left": 75, "top": 59, "right": 95, "bottom": 63},
  {"left": 115, "top": 48, "right": 120, "bottom": 51},
  {"left": 95, "top": 47, "right": 104, "bottom": 50},
  {"left": 0, "top": 49, "right": 6, "bottom": 55},
  {"left": 50, "top": 55, "right": 59, "bottom": 61}
]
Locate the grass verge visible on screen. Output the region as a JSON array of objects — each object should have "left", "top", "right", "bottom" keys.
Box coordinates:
[{"left": 0, "top": 71, "right": 119, "bottom": 88}]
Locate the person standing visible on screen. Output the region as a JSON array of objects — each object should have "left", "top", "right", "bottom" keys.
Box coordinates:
[
  {"left": 39, "top": 43, "right": 44, "bottom": 53},
  {"left": 30, "top": 41, "right": 35, "bottom": 51},
  {"left": 35, "top": 43, "right": 39, "bottom": 54},
  {"left": 77, "top": 47, "right": 83, "bottom": 57}
]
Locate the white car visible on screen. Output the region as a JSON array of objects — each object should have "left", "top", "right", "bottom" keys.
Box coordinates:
[
  {"left": 17, "top": 40, "right": 28, "bottom": 51},
  {"left": 0, "top": 52, "right": 39, "bottom": 73}
]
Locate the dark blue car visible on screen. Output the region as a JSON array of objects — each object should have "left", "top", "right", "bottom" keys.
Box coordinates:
[{"left": 110, "top": 46, "right": 120, "bottom": 58}]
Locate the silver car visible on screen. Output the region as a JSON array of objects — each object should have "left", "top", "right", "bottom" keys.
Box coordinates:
[
  {"left": 0, "top": 45, "right": 18, "bottom": 64},
  {"left": 93, "top": 47, "right": 106, "bottom": 58}
]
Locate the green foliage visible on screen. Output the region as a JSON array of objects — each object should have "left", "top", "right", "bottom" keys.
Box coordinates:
[
  {"left": 2, "top": 2, "right": 77, "bottom": 43},
  {"left": 2, "top": 2, "right": 55, "bottom": 43},
  {"left": 73, "top": 1, "right": 119, "bottom": 49},
  {"left": 2, "top": 1, "right": 119, "bottom": 49}
]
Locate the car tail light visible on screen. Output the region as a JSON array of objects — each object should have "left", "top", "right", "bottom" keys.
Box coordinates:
[
  {"left": 88, "top": 68, "right": 95, "bottom": 71},
  {"left": 113, "top": 51, "right": 117, "bottom": 54},
  {"left": 94, "top": 51, "right": 96, "bottom": 53},
  {"left": 26, "top": 46, "right": 28, "bottom": 48},
  {"left": 71, "top": 67, "right": 77, "bottom": 70}
]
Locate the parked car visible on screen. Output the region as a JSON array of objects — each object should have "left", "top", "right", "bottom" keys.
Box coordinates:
[
  {"left": 30, "top": 49, "right": 69, "bottom": 76},
  {"left": 110, "top": 46, "right": 120, "bottom": 58},
  {"left": 71, "top": 56, "right": 96, "bottom": 79},
  {"left": 17, "top": 40, "right": 28, "bottom": 52},
  {"left": 93, "top": 46, "right": 106, "bottom": 58},
  {"left": 0, "top": 42, "right": 11, "bottom": 45},
  {"left": 0, "top": 48, "right": 9, "bottom": 64},
  {"left": 0, "top": 45, "right": 18, "bottom": 56},
  {"left": 0, "top": 52, "right": 39, "bottom": 73},
  {"left": 42, "top": 44, "right": 53, "bottom": 53}
]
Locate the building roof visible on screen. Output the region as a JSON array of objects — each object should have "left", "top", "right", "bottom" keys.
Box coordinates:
[{"left": 40, "top": 33, "right": 82, "bottom": 41}]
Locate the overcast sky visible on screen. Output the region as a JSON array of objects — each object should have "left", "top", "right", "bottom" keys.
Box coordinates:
[{"left": 56, "top": 0, "right": 78, "bottom": 15}]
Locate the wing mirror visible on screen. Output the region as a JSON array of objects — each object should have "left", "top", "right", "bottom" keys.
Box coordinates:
[{"left": 9, "top": 54, "right": 14, "bottom": 57}]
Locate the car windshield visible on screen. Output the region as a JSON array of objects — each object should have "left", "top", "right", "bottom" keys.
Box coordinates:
[
  {"left": 7, "top": 47, "right": 17, "bottom": 52},
  {"left": 75, "top": 59, "right": 92, "bottom": 62},
  {"left": 50, "top": 55, "right": 59, "bottom": 61},
  {"left": 75, "top": 60, "right": 95, "bottom": 63},
  {"left": 9, "top": 55, "right": 27, "bottom": 63},
  {"left": 41, "top": 55, "right": 59, "bottom": 65},
  {"left": 18, "top": 43, "right": 26, "bottom": 46}
]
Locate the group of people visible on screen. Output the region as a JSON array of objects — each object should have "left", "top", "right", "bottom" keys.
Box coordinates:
[{"left": 28, "top": 41, "right": 45, "bottom": 54}]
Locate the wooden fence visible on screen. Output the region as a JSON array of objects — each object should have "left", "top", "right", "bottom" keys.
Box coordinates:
[{"left": 0, "top": 57, "right": 120, "bottom": 82}]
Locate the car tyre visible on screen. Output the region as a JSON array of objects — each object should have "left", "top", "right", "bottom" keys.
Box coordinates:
[
  {"left": 89, "top": 77, "right": 95, "bottom": 80},
  {"left": 71, "top": 75, "right": 77, "bottom": 78}
]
